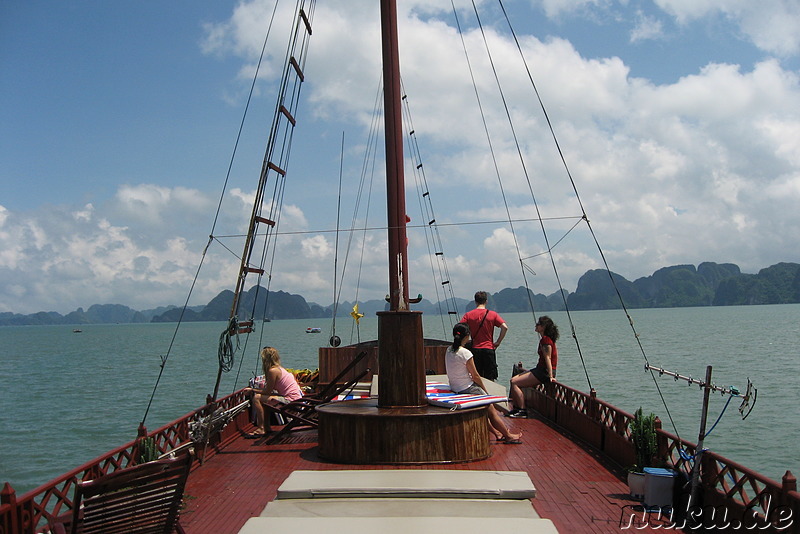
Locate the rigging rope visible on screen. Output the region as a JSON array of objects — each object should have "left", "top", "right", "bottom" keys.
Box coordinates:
[
  {"left": 329, "top": 131, "right": 345, "bottom": 346},
  {"left": 454, "top": 0, "right": 600, "bottom": 388},
  {"left": 349, "top": 97, "right": 381, "bottom": 345},
  {"left": 400, "top": 82, "right": 461, "bottom": 338},
  {"left": 451, "top": 2, "right": 534, "bottom": 318},
  {"left": 234, "top": 0, "right": 317, "bottom": 390},
  {"left": 213, "top": 215, "right": 584, "bottom": 239},
  {"left": 468, "top": 0, "right": 594, "bottom": 388},
  {"left": 327, "top": 80, "right": 385, "bottom": 347},
  {"left": 329, "top": 73, "right": 465, "bottom": 343},
  {"left": 143, "top": 0, "right": 318, "bottom": 413},
  {"left": 139, "top": 0, "right": 283, "bottom": 427},
  {"left": 495, "top": 0, "right": 680, "bottom": 438}
]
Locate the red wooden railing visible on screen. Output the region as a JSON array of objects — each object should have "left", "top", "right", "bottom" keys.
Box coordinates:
[
  {"left": 4, "top": 382, "right": 796, "bottom": 533},
  {"left": 0, "top": 390, "right": 250, "bottom": 534},
  {"left": 526, "top": 381, "right": 799, "bottom": 533}
]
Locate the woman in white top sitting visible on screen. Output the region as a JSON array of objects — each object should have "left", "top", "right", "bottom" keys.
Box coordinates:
[{"left": 445, "top": 322, "right": 521, "bottom": 443}]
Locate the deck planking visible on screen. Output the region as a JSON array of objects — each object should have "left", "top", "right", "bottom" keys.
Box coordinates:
[{"left": 181, "top": 412, "right": 643, "bottom": 533}]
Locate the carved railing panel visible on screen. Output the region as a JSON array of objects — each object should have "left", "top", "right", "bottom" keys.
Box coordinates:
[
  {"left": 525, "top": 382, "right": 799, "bottom": 533},
  {"left": 0, "top": 390, "right": 248, "bottom": 534}
]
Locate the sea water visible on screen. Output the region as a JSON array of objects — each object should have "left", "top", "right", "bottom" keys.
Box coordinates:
[{"left": 1, "top": 304, "right": 798, "bottom": 495}]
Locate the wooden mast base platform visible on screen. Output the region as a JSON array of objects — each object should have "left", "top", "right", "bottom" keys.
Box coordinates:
[{"left": 317, "top": 398, "right": 490, "bottom": 464}]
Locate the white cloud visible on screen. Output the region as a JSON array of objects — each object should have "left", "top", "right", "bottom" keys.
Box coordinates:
[
  {"left": 758, "top": 117, "right": 800, "bottom": 167},
  {"left": 3, "top": 0, "right": 800, "bottom": 316},
  {"left": 654, "top": 0, "right": 800, "bottom": 56},
  {"left": 630, "top": 11, "right": 664, "bottom": 43},
  {"left": 0, "top": 189, "right": 228, "bottom": 314},
  {"left": 301, "top": 234, "right": 331, "bottom": 259},
  {"left": 112, "top": 184, "right": 213, "bottom": 227},
  {"left": 533, "top": 0, "right": 611, "bottom": 19},
  {"left": 529, "top": 0, "right": 800, "bottom": 56},
  {"left": 72, "top": 204, "right": 94, "bottom": 222}
]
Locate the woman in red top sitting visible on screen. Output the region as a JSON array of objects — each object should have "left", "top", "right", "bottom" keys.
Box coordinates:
[{"left": 507, "top": 316, "right": 559, "bottom": 418}]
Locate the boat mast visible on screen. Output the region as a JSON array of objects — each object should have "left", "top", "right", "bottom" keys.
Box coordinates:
[
  {"left": 375, "top": 0, "right": 425, "bottom": 410},
  {"left": 381, "top": 0, "right": 410, "bottom": 312},
  {"left": 317, "top": 1, "right": 497, "bottom": 463}
]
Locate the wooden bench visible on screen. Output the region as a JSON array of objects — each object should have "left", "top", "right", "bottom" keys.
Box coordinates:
[{"left": 51, "top": 453, "right": 192, "bottom": 534}]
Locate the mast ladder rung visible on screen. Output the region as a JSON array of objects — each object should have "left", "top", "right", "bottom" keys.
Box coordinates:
[
  {"left": 416, "top": 163, "right": 423, "bottom": 170},
  {"left": 435, "top": 252, "right": 443, "bottom": 256},
  {"left": 423, "top": 191, "right": 429, "bottom": 197},
  {"left": 245, "top": 267, "right": 265, "bottom": 275},
  {"left": 428, "top": 219, "right": 435, "bottom": 225},
  {"left": 299, "top": 8, "right": 312, "bottom": 35},
  {"left": 268, "top": 162, "right": 286, "bottom": 176},
  {"left": 255, "top": 216, "right": 275, "bottom": 227},
  {"left": 289, "top": 56, "right": 304, "bottom": 81},
  {"left": 448, "top": 311, "right": 458, "bottom": 315},
  {"left": 279, "top": 105, "right": 296, "bottom": 127},
  {"left": 441, "top": 280, "right": 450, "bottom": 286}
]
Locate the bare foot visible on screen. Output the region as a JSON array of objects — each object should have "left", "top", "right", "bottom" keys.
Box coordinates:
[{"left": 244, "top": 429, "right": 271, "bottom": 439}]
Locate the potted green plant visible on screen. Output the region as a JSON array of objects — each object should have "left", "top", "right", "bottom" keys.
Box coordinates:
[{"left": 627, "top": 407, "right": 657, "bottom": 499}]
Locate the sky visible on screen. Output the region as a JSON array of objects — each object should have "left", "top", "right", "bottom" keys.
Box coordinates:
[{"left": 1, "top": 0, "right": 799, "bottom": 315}]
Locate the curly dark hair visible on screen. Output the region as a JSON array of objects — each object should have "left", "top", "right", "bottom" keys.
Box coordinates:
[{"left": 537, "top": 315, "right": 559, "bottom": 342}]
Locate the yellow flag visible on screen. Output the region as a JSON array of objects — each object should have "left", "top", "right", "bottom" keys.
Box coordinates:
[{"left": 350, "top": 303, "right": 365, "bottom": 324}]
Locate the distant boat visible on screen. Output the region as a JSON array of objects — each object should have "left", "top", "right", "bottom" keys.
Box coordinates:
[
  {"left": 72, "top": 329, "right": 82, "bottom": 333},
  {"left": 305, "top": 327, "right": 322, "bottom": 334}
]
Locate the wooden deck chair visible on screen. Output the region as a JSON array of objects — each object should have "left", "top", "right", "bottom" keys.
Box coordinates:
[
  {"left": 266, "top": 366, "right": 371, "bottom": 443},
  {"left": 266, "top": 349, "right": 370, "bottom": 418},
  {"left": 53, "top": 452, "right": 193, "bottom": 534},
  {"left": 305, "top": 350, "right": 370, "bottom": 403},
  {"left": 265, "top": 352, "right": 371, "bottom": 443}
]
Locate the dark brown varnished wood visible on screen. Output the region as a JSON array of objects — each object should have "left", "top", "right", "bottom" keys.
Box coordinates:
[
  {"left": 317, "top": 399, "right": 490, "bottom": 464},
  {"left": 376, "top": 311, "right": 426, "bottom": 408},
  {"left": 318, "top": 340, "right": 449, "bottom": 385}
]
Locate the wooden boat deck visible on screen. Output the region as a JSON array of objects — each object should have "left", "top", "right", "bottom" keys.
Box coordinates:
[{"left": 181, "top": 412, "right": 642, "bottom": 533}]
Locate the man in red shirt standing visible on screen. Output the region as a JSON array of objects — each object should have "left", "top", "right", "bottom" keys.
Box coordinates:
[{"left": 460, "top": 291, "right": 508, "bottom": 381}]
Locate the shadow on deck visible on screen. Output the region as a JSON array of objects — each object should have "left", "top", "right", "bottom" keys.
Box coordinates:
[{"left": 181, "top": 412, "right": 641, "bottom": 534}]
